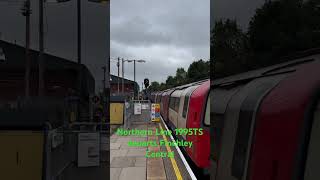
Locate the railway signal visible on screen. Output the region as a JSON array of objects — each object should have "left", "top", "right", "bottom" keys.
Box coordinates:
[{"left": 144, "top": 78, "right": 149, "bottom": 88}]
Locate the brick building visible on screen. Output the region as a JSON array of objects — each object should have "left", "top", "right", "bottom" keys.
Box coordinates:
[
  {"left": 109, "top": 75, "right": 139, "bottom": 98},
  {"left": 0, "top": 40, "right": 95, "bottom": 121}
]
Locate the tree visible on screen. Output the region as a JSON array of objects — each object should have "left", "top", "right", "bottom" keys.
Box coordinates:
[
  {"left": 175, "top": 67, "right": 187, "bottom": 85},
  {"left": 212, "top": 19, "right": 251, "bottom": 77},
  {"left": 159, "top": 83, "right": 166, "bottom": 91},
  {"left": 248, "top": 0, "right": 320, "bottom": 66},
  {"left": 187, "top": 59, "right": 210, "bottom": 82},
  {"left": 148, "top": 81, "right": 160, "bottom": 92},
  {"left": 165, "top": 76, "right": 176, "bottom": 88}
]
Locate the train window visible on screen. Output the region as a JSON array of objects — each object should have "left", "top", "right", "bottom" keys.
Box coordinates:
[
  {"left": 212, "top": 115, "right": 223, "bottom": 162},
  {"left": 170, "top": 97, "right": 175, "bottom": 109},
  {"left": 182, "top": 94, "right": 190, "bottom": 118},
  {"left": 175, "top": 97, "right": 180, "bottom": 112}
]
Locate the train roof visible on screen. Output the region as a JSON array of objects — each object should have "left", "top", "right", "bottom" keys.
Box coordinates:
[
  {"left": 212, "top": 52, "right": 320, "bottom": 87},
  {"left": 151, "top": 79, "right": 209, "bottom": 95},
  {"left": 174, "top": 79, "right": 209, "bottom": 90}
]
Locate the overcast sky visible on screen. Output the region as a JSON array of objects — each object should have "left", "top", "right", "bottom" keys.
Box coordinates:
[
  {"left": 0, "top": 0, "right": 266, "bottom": 92},
  {"left": 212, "top": 0, "right": 265, "bottom": 30},
  {"left": 0, "top": 0, "right": 108, "bottom": 92},
  {"left": 110, "top": 0, "right": 210, "bottom": 89}
]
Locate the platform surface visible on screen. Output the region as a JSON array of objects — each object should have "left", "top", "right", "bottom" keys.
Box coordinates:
[{"left": 110, "top": 110, "right": 193, "bottom": 180}]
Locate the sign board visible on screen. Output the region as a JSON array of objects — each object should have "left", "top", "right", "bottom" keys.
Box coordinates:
[
  {"left": 142, "top": 103, "right": 149, "bottom": 110},
  {"left": 78, "top": 133, "right": 100, "bottom": 167},
  {"left": 50, "top": 129, "right": 64, "bottom": 149},
  {"left": 134, "top": 103, "right": 142, "bottom": 115},
  {"left": 151, "top": 103, "right": 161, "bottom": 122}
]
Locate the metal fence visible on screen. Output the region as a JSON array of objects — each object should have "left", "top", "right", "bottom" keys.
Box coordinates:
[{"left": 123, "top": 100, "right": 151, "bottom": 129}]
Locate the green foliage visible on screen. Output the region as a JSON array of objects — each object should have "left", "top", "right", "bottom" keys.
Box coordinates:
[
  {"left": 211, "top": 0, "right": 320, "bottom": 78},
  {"left": 165, "top": 76, "right": 175, "bottom": 88},
  {"left": 187, "top": 59, "right": 210, "bottom": 82},
  {"left": 175, "top": 68, "right": 187, "bottom": 85},
  {"left": 148, "top": 81, "right": 160, "bottom": 92},
  {"left": 148, "top": 59, "right": 210, "bottom": 92},
  {"left": 212, "top": 19, "right": 251, "bottom": 77}
]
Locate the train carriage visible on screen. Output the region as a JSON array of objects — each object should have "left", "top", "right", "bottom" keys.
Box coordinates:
[
  {"left": 161, "top": 79, "right": 211, "bottom": 170},
  {"left": 185, "top": 80, "right": 210, "bottom": 169},
  {"left": 211, "top": 52, "right": 320, "bottom": 180},
  {"left": 152, "top": 49, "right": 320, "bottom": 179}
]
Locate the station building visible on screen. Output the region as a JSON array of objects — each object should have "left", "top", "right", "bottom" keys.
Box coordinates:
[
  {"left": 109, "top": 74, "right": 139, "bottom": 98},
  {"left": 0, "top": 40, "right": 95, "bottom": 123}
]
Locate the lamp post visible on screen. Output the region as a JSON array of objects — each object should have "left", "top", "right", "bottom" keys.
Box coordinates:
[
  {"left": 38, "top": 0, "right": 44, "bottom": 96},
  {"left": 122, "top": 58, "right": 124, "bottom": 95},
  {"left": 21, "top": 0, "right": 31, "bottom": 98},
  {"left": 126, "top": 60, "right": 146, "bottom": 99},
  {"left": 117, "top": 57, "right": 120, "bottom": 94}
]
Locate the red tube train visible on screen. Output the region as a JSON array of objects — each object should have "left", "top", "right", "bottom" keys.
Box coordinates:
[
  {"left": 151, "top": 50, "right": 320, "bottom": 179},
  {"left": 211, "top": 52, "right": 320, "bottom": 180},
  {"left": 151, "top": 79, "right": 211, "bottom": 171}
]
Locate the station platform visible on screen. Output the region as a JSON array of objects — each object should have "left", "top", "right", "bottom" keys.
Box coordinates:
[{"left": 110, "top": 108, "right": 195, "bottom": 180}]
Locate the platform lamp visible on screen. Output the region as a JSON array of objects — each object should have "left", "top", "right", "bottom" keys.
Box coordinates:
[{"left": 126, "top": 60, "right": 146, "bottom": 99}]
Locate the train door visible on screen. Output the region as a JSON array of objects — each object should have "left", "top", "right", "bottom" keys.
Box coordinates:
[
  {"left": 215, "top": 75, "right": 284, "bottom": 180},
  {"left": 303, "top": 100, "right": 320, "bottom": 180},
  {"left": 160, "top": 92, "right": 166, "bottom": 117},
  {"left": 169, "top": 95, "right": 176, "bottom": 127},
  {"left": 169, "top": 90, "right": 182, "bottom": 128},
  {"left": 178, "top": 86, "right": 198, "bottom": 139},
  {"left": 178, "top": 90, "right": 186, "bottom": 131},
  {"left": 211, "top": 85, "right": 242, "bottom": 180},
  {"left": 164, "top": 89, "right": 174, "bottom": 122}
]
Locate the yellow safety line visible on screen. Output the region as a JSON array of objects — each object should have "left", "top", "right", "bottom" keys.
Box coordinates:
[{"left": 158, "top": 123, "right": 183, "bottom": 180}]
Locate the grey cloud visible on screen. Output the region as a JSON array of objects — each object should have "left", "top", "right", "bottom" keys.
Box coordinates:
[{"left": 110, "top": 0, "right": 210, "bottom": 86}]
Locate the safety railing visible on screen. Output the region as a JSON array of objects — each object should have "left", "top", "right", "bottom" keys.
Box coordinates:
[{"left": 123, "top": 100, "right": 151, "bottom": 129}]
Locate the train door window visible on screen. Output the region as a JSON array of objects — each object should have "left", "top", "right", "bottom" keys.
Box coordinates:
[
  {"left": 304, "top": 101, "right": 320, "bottom": 180},
  {"left": 182, "top": 94, "right": 190, "bottom": 118},
  {"left": 170, "top": 97, "right": 175, "bottom": 109},
  {"left": 204, "top": 90, "right": 211, "bottom": 126},
  {"left": 212, "top": 114, "right": 224, "bottom": 161},
  {"left": 175, "top": 97, "right": 180, "bottom": 112}
]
